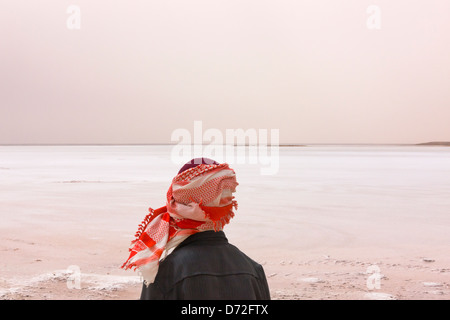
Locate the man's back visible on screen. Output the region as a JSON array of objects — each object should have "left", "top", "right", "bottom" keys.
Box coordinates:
[{"left": 140, "top": 231, "right": 270, "bottom": 300}]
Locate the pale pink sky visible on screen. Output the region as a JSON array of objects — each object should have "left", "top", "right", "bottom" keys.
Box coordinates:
[{"left": 1, "top": 0, "right": 449, "bottom": 144}]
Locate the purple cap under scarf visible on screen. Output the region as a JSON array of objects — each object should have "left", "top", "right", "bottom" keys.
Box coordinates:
[{"left": 178, "top": 157, "right": 219, "bottom": 174}]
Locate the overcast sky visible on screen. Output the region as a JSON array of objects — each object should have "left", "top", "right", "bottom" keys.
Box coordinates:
[{"left": 1, "top": 0, "right": 449, "bottom": 144}]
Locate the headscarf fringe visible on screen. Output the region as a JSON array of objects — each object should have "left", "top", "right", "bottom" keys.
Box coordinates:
[{"left": 134, "top": 207, "right": 155, "bottom": 240}]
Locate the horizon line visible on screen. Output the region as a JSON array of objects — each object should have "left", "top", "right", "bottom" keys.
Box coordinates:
[{"left": 1, "top": 141, "right": 449, "bottom": 147}]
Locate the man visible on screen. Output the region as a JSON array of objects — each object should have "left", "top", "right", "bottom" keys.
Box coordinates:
[{"left": 122, "top": 158, "right": 270, "bottom": 300}]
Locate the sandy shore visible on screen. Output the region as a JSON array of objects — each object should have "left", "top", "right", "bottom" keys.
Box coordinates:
[
  {"left": 1, "top": 227, "right": 449, "bottom": 300},
  {"left": 2, "top": 254, "right": 449, "bottom": 300}
]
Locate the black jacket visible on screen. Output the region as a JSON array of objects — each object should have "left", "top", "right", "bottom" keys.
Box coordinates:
[{"left": 140, "top": 231, "right": 271, "bottom": 300}]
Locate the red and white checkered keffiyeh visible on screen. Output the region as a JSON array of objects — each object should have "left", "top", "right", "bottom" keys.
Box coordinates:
[{"left": 121, "top": 163, "right": 238, "bottom": 285}]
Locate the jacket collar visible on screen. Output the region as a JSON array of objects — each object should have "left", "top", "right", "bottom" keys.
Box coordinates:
[{"left": 174, "top": 230, "right": 228, "bottom": 251}]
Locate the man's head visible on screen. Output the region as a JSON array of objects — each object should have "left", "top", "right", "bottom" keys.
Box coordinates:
[{"left": 123, "top": 157, "right": 238, "bottom": 284}]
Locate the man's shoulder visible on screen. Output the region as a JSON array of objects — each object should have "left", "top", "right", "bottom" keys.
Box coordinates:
[
  {"left": 154, "top": 236, "right": 264, "bottom": 288},
  {"left": 160, "top": 238, "right": 259, "bottom": 272}
]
